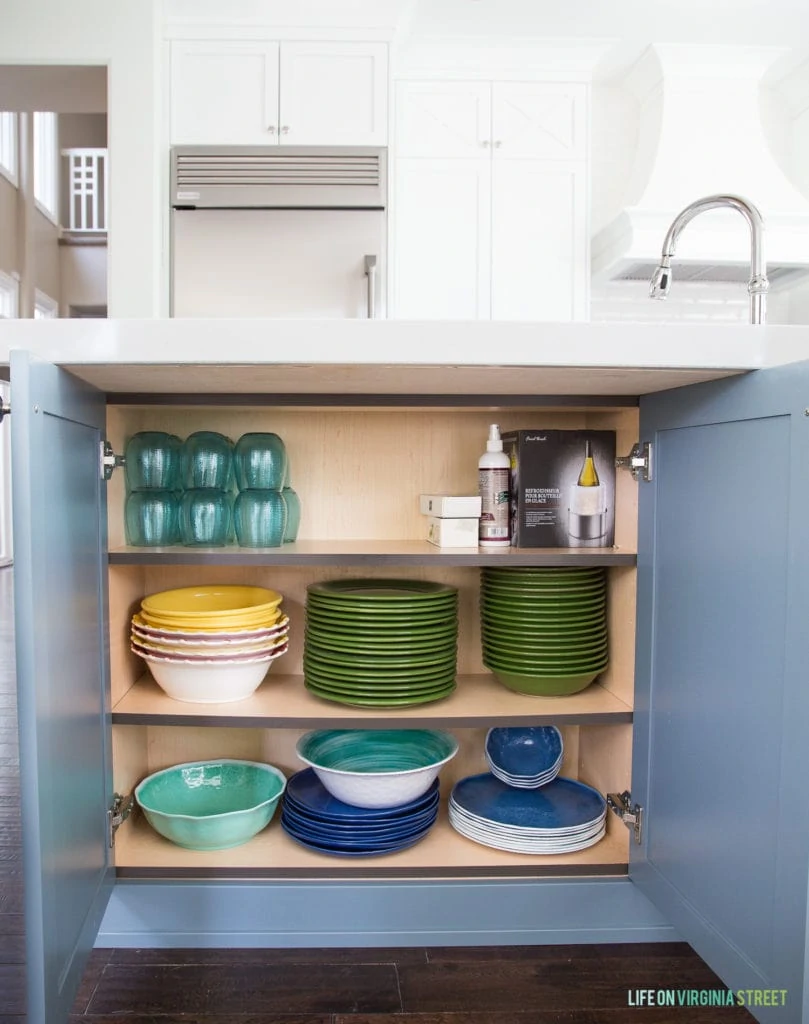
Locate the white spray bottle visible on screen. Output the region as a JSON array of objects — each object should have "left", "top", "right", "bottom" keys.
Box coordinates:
[{"left": 478, "top": 424, "right": 511, "bottom": 547}]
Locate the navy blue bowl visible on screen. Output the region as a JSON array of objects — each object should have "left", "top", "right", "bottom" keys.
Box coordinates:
[{"left": 485, "top": 726, "right": 563, "bottom": 778}]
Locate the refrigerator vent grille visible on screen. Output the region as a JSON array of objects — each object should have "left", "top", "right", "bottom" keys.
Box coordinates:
[
  {"left": 175, "top": 153, "right": 382, "bottom": 189},
  {"left": 171, "top": 147, "right": 387, "bottom": 209}
]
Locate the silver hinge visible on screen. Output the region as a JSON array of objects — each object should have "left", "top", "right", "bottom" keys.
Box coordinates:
[
  {"left": 0, "top": 399, "right": 9, "bottom": 423},
  {"left": 100, "top": 439, "right": 126, "bottom": 480},
  {"left": 607, "top": 790, "right": 643, "bottom": 845},
  {"left": 107, "top": 792, "right": 134, "bottom": 848},
  {"left": 615, "top": 441, "right": 653, "bottom": 482}
]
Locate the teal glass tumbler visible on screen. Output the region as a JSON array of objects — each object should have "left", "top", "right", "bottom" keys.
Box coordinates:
[
  {"left": 234, "top": 433, "right": 287, "bottom": 491},
  {"left": 234, "top": 489, "right": 287, "bottom": 548},
  {"left": 181, "top": 431, "right": 234, "bottom": 490},
  {"left": 179, "top": 489, "right": 232, "bottom": 547},
  {"left": 281, "top": 486, "right": 301, "bottom": 543},
  {"left": 124, "top": 432, "right": 181, "bottom": 491},
  {"left": 125, "top": 490, "right": 179, "bottom": 547}
]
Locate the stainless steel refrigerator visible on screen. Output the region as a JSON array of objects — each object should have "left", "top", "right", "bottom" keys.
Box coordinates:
[{"left": 170, "top": 146, "right": 387, "bottom": 318}]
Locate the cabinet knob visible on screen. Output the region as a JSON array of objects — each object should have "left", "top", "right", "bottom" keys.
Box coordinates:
[
  {"left": 267, "top": 125, "right": 277, "bottom": 134},
  {"left": 494, "top": 140, "right": 503, "bottom": 148},
  {"left": 480, "top": 140, "right": 491, "bottom": 148},
  {"left": 281, "top": 125, "right": 290, "bottom": 135}
]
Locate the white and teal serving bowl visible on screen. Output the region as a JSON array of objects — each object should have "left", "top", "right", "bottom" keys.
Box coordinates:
[{"left": 295, "top": 728, "right": 458, "bottom": 808}]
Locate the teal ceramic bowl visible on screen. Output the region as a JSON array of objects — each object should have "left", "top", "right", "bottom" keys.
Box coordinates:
[
  {"left": 135, "top": 759, "right": 286, "bottom": 850},
  {"left": 296, "top": 729, "right": 459, "bottom": 808}
]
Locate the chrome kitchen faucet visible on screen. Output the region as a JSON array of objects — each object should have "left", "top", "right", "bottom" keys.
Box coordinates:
[{"left": 649, "top": 194, "right": 769, "bottom": 324}]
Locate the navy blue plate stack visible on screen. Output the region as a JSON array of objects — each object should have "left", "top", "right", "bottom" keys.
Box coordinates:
[{"left": 281, "top": 768, "right": 440, "bottom": 857}]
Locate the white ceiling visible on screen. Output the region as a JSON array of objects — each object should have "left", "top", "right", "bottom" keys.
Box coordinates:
[
  {"left": 164, "top": 0, "right": 809, "bottom": 48},
  {"left": 407, "top": 0, "right": 809, "bottom": 47}
]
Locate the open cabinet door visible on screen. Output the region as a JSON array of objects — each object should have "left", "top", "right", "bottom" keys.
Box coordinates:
[
  {"left": 10, "top": 352, "right": 113, "bottom": 1024},
  {"left": 632, "top": 359, "right": 809, "bottom": 1022}
]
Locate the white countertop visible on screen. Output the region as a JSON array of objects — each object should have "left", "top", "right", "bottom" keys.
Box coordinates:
[{"left": 1, "top": 319, "right": 808, "bottom": 395}]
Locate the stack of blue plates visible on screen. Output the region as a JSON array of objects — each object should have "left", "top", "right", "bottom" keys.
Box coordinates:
[
  {"left": 281, "top": 768, "right": 440, "bottom": 857},
  {"left": 449, "top": 773, "right": 607, "bottom": 854}
]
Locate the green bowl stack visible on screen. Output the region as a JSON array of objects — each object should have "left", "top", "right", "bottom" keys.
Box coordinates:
[
  {"left": 480, "top": 567, "right": 608, "bottom": 696},
  {"left": 304, "top": 579, "right": 458, "bottom": 708}
]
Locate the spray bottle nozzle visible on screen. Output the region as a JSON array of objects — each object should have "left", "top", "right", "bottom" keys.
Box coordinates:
[{"left": 486, "top": 424, "right": 503, "bottom": 452}]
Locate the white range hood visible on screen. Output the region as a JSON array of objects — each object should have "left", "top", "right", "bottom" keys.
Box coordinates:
[{"left": 592, "top": 45, "right": 809, "bottom": 287}]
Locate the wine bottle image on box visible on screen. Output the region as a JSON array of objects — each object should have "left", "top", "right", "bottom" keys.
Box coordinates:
[
  {"left": 577, "top": 440, "right": 600, "bottom": 487},
  {"left": 569, "top": 440, "right": 606, "bottom": 542}
]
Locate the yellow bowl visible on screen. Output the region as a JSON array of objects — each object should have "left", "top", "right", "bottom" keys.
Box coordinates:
[
  {"left": 141, "top": 585, "right": 283, "bottom": 620},
  {"left": 131, "top": 612, "right": 290, "bottom": 642},
  {"left": 139, "top": 608, "right": 282, "bottom": 632}
]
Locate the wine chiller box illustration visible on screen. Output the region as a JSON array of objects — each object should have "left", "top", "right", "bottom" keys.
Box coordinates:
[{"left": 501, "top": 430, "right": 616, "bottom": 548}]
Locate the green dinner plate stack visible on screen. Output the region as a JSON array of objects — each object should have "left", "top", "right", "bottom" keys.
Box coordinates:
[
  {"left": 304, "top": 579, "right": 459, "bottom": 708},
  {"left": 480, "top": 567, "right": 608, "bottom": 697}
]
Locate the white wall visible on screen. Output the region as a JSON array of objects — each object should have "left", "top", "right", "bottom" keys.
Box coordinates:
[
  {"left": 33, "top": 207, "right": 60, "bottom": 305},
  {"left": 61, "top": 246, "right": 106, "bottom": 311},
  {"left": 0, "top": 1, "right": 161, "bottom": 317},
  {"left": 59, "top": 112, "right": 107, "bottom": 149},
  {"left": 0, "top": 177, "right": 17, "bottom": 277},
  {"left": 0, "top": 65, "right": 106, "bottom": 111}
]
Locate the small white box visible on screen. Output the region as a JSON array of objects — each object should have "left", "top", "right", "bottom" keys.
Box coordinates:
[
  {"left": 420, "top": 494, "right": 482, "bottom": 518},
  {"left": 427, "top": 516, "right": 480, "bottom": 548}
]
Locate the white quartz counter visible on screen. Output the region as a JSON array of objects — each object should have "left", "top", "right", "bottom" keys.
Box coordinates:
[{"left": 1, "top": 319, "right": 808, "bottom": 395}]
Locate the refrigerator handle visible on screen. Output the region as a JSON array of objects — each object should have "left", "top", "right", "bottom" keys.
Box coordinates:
[{"left": 364, "top": 254, "right": 377, "bottom": 319}]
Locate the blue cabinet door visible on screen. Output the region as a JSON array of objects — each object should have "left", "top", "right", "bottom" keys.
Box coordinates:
[
  {"left": 10, "top": 353, "right": 113, "bottom": 1024},
  {"left": 632, "top": 360, "right": 809, "bottom": 1021}
]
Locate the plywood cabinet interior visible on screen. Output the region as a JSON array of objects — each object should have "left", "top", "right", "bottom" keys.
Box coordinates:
[
  {"left": 107, "top": 402, "right": 639, "bottom": 879},
  {"left": 170, "top": 40, "right": 388, "bottom": 146}
]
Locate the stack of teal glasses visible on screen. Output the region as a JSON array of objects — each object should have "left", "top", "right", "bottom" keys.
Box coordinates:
[
  {"left": 233, "top": 432, "right": 301, "bottom": 547},
  {"left": 179, "top": 431, "right": 235, "bottom": 546},
  {"left": 123, "top": 428, "right": 302, "bottom": 548},
  {"left": 124, "top": 431, "right": 183, "bottom": 546}
]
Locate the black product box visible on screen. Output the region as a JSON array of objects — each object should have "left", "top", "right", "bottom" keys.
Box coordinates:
[{"left": 502, "top": 430, "right": 616, "bottom": 547}]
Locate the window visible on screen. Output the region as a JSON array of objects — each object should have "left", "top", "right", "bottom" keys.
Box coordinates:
[
  {"left": 34, "top": 289, "right": 58, "bottom": 319},
  {"left": 34, "top": 111, "right": 58, "bottom": 220},
  {"left": 0, "top": 271, "right": 18, "bottom": 319},
  {"left": 0, "top": 113, "right": 17, "bottom": 184}
]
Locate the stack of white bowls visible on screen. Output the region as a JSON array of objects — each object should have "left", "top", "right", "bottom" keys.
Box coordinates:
[{"left": 130, "top": 584, "right": 290, "bottom": 703}]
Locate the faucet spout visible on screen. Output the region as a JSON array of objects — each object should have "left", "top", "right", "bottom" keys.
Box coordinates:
[
  {"left": 649, "top": 194, "right": 769, "bottom": 324},
  {"left": 649, "top": 257, "right": 672, "bottom": 299}
]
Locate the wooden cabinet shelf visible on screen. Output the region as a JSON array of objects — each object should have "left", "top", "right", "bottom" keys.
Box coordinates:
[
  {"left": 108, "top": 541, "right": 637, "bottom": 567},
  {"left": 115, "top": 806, "right": 628, "bottom": 880},
  {"left": 112, "top": 673, "right": 633, "bottom": 728}
]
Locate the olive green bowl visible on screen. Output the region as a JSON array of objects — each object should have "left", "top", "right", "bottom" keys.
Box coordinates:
[
  {"left": 485, "top": 663, "right": 605, "bottom": 697},
  {"left": 135, "top": 759, "right": 286, "bottom": 851}
]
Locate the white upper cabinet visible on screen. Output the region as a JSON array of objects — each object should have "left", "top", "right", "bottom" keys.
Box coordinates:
[
  {"left": 391, "top": 79, "right": 589, "bottom": 321},
  {"left": 392, "top": 158, "right": 492, "bottom": 319},
  {"left": 395, "top": 82, "right": 492, "bottom": 158},
  {"left": 490, "top": 159, "right": 587, "bottom": 320},
  {"left": 490, "top": 83, "right": 586, "bottom": 159},
  {"left": 170, "top": 41, "right": 280, "bottom": 146},
  {"left": 170, "top": 40, "right": 388, "bottom": 147},
  {"left": 278, "top": 42, "right": 388, "bottom": 146}
]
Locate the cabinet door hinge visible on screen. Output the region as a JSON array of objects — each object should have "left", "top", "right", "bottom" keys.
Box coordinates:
[
  {"left": 607, "top": 790, "right": 643, "bottom": 844},
  {"left": 615, "top": 441, "right": 653, "bottom": 482},
  {"left": 107, "top": 792, "right": 134, "bottom": 848},
  {"left": 100, "top": 440, "right": 125, "bottom": 481}
]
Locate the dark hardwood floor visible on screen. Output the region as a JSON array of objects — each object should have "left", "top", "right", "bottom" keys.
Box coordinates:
[{"left": 0, "top": 565, "right": 756, "bottom": 1023}]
